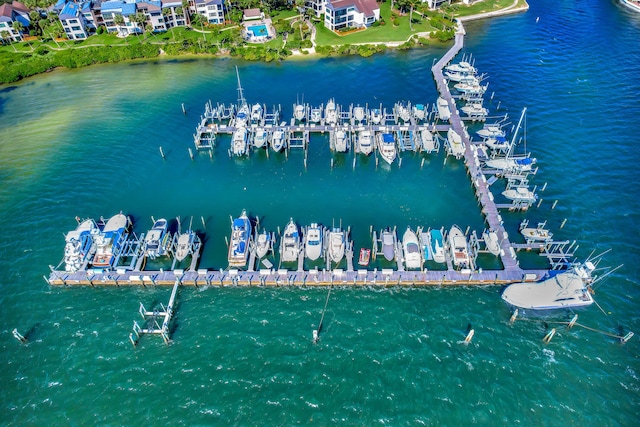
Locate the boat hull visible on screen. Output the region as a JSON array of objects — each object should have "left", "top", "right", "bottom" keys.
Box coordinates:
[
  {"left": 502, "top": 270, "right": 594, "bottom": 310},
  {"left": 402, "top": 228, "right": 422, "bottom": 270}
]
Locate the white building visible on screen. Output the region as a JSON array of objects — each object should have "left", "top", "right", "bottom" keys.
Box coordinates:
[{"left": 324, "top": 0, "right": 379, "bottom": 32}]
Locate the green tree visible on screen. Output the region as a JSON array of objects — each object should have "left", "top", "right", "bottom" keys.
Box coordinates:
[
  {"left": 191, "top": 13, "right": 207, "bottom": 41},
  {"left": 1, "top": 29, "right": 16, "bottom": 52},
  {"left": 113, "top": 13, "right": 125, "bottom": 37},
  {"left": 29, "top": 10, "right": 42, "bottom": 36},
  {"left": 181, "top": 0, "right": 191, "bottom": 25},
  {"left": 12, "top": 20, "right": 24, "bottom": 39},
  {"left": 132, "top": 12, "right": 147, "bottom": 36}
]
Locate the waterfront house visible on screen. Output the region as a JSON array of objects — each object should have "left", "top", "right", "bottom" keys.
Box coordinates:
[
  {"left": 162, "top": 0, "right": 186, "bottom": 29},
  {"left": 135, "top": 1, "right": 165, "bottom": 31},
  {"left": 0, "top": 1, "right": 30, "bottom": 42},
  {"left": 59, "top": 1, "right": 90, "bottom": 40},
  {"left": 324, "top": 0, "right": 379, "bottom": 32},
  {"left": 194, "top": 0, "right": 225, "bottom": 25},
  {"left": 100, "top": 1, "right": 141, "bottom": 36}
]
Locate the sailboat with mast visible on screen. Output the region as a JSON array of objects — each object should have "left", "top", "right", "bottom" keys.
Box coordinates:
[{"left": 485, "top": 108, "right": 536, "bottom": 172}]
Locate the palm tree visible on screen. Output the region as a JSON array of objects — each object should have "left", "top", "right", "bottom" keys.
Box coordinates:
[
  {"left": 113, "top": 13, "right": 125, "bottom": 37},
  {"left": 133, "top": 12, "right": 147, "bottom": 36},
  {"left": 1, "top": 30, "right": 17, "bottom": 52},
  {"left": 12, "top": 21, "right": 24, "bottom": 42},
  {"left": 408, "top": 0, "right": 419, "bottom": 31},
  {"left": 181, "top": 0, "right": 191, "bottom": 26}
]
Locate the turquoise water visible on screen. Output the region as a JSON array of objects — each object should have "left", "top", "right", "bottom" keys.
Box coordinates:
[{"left": 1, "top": 0, "right": 639, "bottom": 424}]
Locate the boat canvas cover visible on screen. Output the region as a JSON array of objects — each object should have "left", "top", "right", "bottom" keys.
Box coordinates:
[{"left": 382, "top": 133, "right": 394, "bottom": 144}]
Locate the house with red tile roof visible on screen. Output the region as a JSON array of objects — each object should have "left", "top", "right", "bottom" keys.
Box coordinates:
[{"left": 0, "top": 1, "right": 30, "bottom": 42}]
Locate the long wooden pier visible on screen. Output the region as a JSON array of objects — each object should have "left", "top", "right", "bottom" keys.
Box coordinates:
[
  {"left": 431, "top": 22, "right": 524, "bottom": 278},
  {"left": 47, "top": 266, "right": 546, "bottom": 287}
]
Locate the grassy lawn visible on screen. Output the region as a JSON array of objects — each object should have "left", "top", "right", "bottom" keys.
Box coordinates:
[
  {"left": 314, "top": 2, "right": 436, "bottom": 46},
  {"left": 444, "top": 0, "right": 525, "bottom": 16},
  {"left": 270, "top": 9, "right": 300, "bottom": 20}
]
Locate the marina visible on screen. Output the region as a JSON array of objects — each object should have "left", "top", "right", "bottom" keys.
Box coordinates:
[
  {"left": 47, "top": 22, "right": 576, "bottom": 289},
  {"left": 4, "top": 1, "right": 640, "bottom": 424}
]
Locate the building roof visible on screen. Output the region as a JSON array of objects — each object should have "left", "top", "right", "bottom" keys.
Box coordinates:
[
  {"left": 0, "top": 4, "right": 12, "bottom": 19},
  {"left": 0, "top": 1, "right": 31, "bottom": 22},
  {"left": 137, "top": 1, "right": 161, "bottom": 12},
  {"left": 11, "top": 1, "right": 29, "bottom": 14},
  {"left": 194, "top": 0, "right": 223, "bottom": 5},
  {"left": 243, "top": 8, "right": 261, "bottom": 18},
  {"left": 60, "top": 2, "right": 80, "bottom": 19},
  {"left": 327, "top": 0, "right": 378, "bottom": 17}
]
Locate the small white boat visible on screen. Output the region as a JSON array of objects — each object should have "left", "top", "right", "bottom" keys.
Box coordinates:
[
  {"left": 485, "top": 156, "right": 535, "bottom": 172},
  {"left": 234, "top": 105, "right": 250, "bottom": 128},
  {"left": 395, "top": 102, "right": 411, "bottom": 122},
  {"left": 454, "top": 82, "right": 487, "bottom": 95},
  {"left": 445, "top": 70, "right": 478, "bottom": 82},
  {"left": 232, "top": 127, "right": 249, "bottom": 156},
  {"left": 461, "top": 102, "right": 488, "bottom": 119},
  {"left": 353, "top": 105, "right": 365, "bottom": 122},
  {"left": 412, "top": 103, "right": 426, "bottom": 121},
  {"left": 445, "top": 61, "right": 476, "bottom": 75},
  {"left": 175, "top": 230, "right": 196, "bottom": 262},
  {"left": 376, "top": 132, "right": 397, "bottom": 164},
  {"left": 228, "top": 210, "right": 252, "bottom": 268},
  {"left": 64, "top": 219, "right": 99, "bottom": 272},
  {"left": 357, "top": 130, "right": 373, "bottom": 156},
  {"left": 305, "top": 223, "right": 323, "bottom": 261},
  {"left": 325, "top": 99, "right": 338, "bottom": 125},
  {"left": 381, "top": 229, "right": 396, "bottom": 262},
  {"left": 520, "top": 224, "right": 553, "bottom": 242},
  {"left": 294, "top": 103, "right": 307, "bottom": 121},
  {"left": 328, "top": 228, "right": 346, "bottom": 264},
  {"left": 483, "top": 229, "right": 501, "bottom": 256},
  {"left": 255, "top": 229, "right": 272, "bottom": 259},
  {"left": 502, "top": 263, "right": 596, "bottom": 310},
  {"left": 449, "top": 225, "right": 471, "bottom": 269},
  {"left": 420, "top": 130, "right": 435, "bottom": 152},
  {"left": 484, "top": 135, "right": 509, "bottom": 152},
  {"left": 437, "top": 97, "right": 451, "bottom": 121},
  {"left": 310, "top": 107, "right": 322, "bottom": 123},
  {"left": 253, "top": 129, "right": 268, "bottom": 148},
  {"left": 332, "top": 130, "right": 349, "bottom": 153},
  {"left": 402, "top": 227, "right": 422, "bottom": 270},
  {"left": 447, "top": 128, "right": 465, "bottom": 158},
  {"left": 358, "top": 248, "right": 371, "bottom": 266},
  {"left": 93, "top": 213, "right": 130, "bottom": 268},
  {"left": 250, "top": 103, "right": 263, "bottom": 123},
  {"left": 370, "top": 108, "right": 382, "bottom": 124},
  {"left": 502, "top": 186, "right": 537, "bottom": 203},
  {"left": 271, "top": 130, "right": 286, "bottom": 152},
  {"left": 477, "top": 124, "right": 505, "bottom": 139},
  {"left": 429, "top": 228, "right": 446, "bottom": 264},
  {"left": 144, "top": 218, "right": 169, "bottom": 259},
  {"left": 280, "top": 219, "right": 300, "bottom": 263}
]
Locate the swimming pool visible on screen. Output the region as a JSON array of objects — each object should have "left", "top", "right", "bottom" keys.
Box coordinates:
[{"left": 247, "top": 24, "right": 268, "bottom": 38}]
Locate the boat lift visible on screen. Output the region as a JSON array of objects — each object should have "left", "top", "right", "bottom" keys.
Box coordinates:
[{"left": 130, "top": 278, "right": 180, "bottom": 346}]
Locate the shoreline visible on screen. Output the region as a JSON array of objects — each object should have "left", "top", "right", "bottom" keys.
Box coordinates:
[{"left": 0, "top": 1, "right": 529, "bottom": 85}]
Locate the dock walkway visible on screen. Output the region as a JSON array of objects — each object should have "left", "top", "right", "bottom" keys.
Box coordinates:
[{"left": 431, "top": 22, "right": 523, "bottom": 277}]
